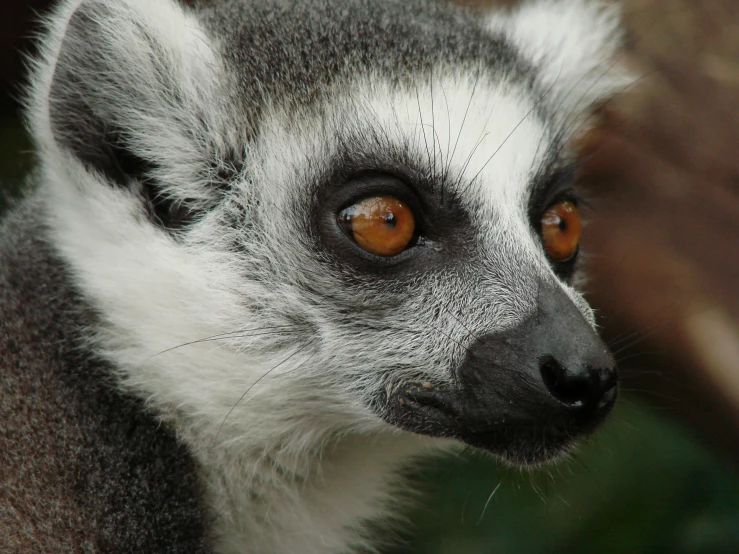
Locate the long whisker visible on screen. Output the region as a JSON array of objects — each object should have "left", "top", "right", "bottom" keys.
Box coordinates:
[
  {"left": 554, "top": 5, "right": 668, "bottom": 153},
  {"left": 437, "top": 301, "right": 479, "bottom": 342},
  {"left": 447, "top": 70, "right": 481, "bottom": 196},
  {"left": 465, "top": 66, "right": 563, "bottom": 194},
  {"left": 416, "top": 87, "right": 434, "bottom": 186},
  {"left": 451, "top": 129, "right": 491, "bottom": 194},
  {"left": 475, "top": 481, "right": 502, "bottom": 526},
  {"left": 216, "top": 342, "right": 316, "bottom": 442},
  {"left": 424, "top": 318, "right": 471, "bottom": 353},
  {"left": 440, "top": 80, "right": 453, "bottom": 192},
  {"left": 430, "top": 67, "right": 437, "bottom": 187},
  {"left": 618, "top": 387, "right": 680, "bottom": 404},
  {"left": 615, "top": 350, "right": 668, "bottom": 365},
  {"left": 148, "top": 324, "right": 309, "bottom": 359},
  {"left": 558, "top": 70, "right": 654, "bottom": 162},
  {"left": 608, "top": 313, "right": 679, "bottom": 357}
]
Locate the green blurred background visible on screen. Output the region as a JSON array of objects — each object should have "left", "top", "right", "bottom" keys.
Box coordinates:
[
  {"left": 389, "top": 401, "right": 739, "bottom": 553},
  {"left": 2, "top": 0, "right": 739, "bottom": 551}
]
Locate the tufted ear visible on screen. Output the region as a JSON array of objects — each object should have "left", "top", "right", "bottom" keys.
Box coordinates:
[
  {"left": 489, "top": 0, "right": 630, "bottom": 127},
  {"left": 32, "top": 0, "right": 232, "bottom": 228}
]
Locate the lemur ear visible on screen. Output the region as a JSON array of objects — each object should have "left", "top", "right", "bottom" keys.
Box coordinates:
[
  {"left": 35, "top": 0, "right": 229, "bottom": 228},
  {"left": 489, "top": 0, "right": 629, "bottom": 126}
]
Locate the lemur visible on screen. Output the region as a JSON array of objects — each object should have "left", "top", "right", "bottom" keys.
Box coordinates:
[{"left": 0, "top": 0, "right": 627, "bottom": 551}]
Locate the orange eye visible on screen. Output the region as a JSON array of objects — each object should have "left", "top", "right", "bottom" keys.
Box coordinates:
[
  {"left": 541, "top": 201, "right": 581, "bottom": 261},
  {"left": 339, "top": 195, "right": 416, "bottom": 256}
]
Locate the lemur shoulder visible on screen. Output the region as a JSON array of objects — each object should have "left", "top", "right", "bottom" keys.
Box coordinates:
[{"left": 0, "top": 0, "right": 626, "bottom": 552}]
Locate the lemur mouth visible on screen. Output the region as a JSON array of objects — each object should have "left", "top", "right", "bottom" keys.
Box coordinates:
[
  {"left": 380, "top": 282, "right": 618, "bottom": 466},
  {"left": 384, "top": 381, "right": 616, "bottom": 466}
]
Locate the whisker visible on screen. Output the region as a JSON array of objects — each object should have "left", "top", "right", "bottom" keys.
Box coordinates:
[
  {"left": 440, "top": 80, "right": 453, "bottom": 193},
  {"left": 148, "top": 324, "right": 309, "bottom": 359},
  {"left": 447, "top": 71, "right": 481, "bottom": 193},
  {"left": 608, "top": 329, "right": 646, "bottom": 351},
  {"left": 216, "top": 342, "right": 316, "bottom": 442},
  {"left": 437, "top": 301, "right": 479, "bottom": 342},
  {"left": 618, "top": 387, "right": 680, "bottom": 403},
  {"left": 424, "top": 319, "right": 471, "bottom": 353},
  {"left": 475, "top": 481, "right": 502, "bottom": 526},
  {"left": 558, "top": 70, "right": 655, "bottom": 161},
  {"left": 605, "top": 300, "right": 682, "bottom": 354},
  {"left": 416, "top": 87, "right": 434, "bottom": 187},
  {"left": 610, "top": 327, "right": 670, "bottom": 357},
  {"left": 430, "top": 67, "right": 437, "bottom": 187},
  {"left": 555, "top": 5, "right": 667, "bottom": 151},
  {"left": 527, "top": 471, "right": 550, "bottom": 505},
  {"left": 451, "top": 128, "right": 491, "bottom": 195},
  {"left": 465, "top": 66, "right": 563, "bottom": 193},
  {"left": 610, "top": 414, "right": 641, "bottom": 433},
  {"left": 615, "top": 349, "right": 667, "bottom": 365}
]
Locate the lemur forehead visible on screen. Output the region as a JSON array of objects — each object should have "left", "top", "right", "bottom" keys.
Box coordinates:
[{"left": 199, "top": 0, "right": 538, "bottom": 113}]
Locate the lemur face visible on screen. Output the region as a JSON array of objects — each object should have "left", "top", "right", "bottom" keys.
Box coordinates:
[
  {"left": 251, "top": 78, "right": 616, "bottom": 465},
  {"left": 33, "top": 0, "right": 625, "bottom": 466}
]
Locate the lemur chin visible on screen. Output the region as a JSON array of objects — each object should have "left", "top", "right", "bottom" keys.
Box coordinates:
[{"left": 0, "top": 0, "right": 628, "bottom": 552}]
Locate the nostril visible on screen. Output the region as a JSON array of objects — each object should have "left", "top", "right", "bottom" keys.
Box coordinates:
[
  {"left": 597, "top": 368, "right": 618, "bottom": 408},
  {"left": 599, "top": 381, "right": 617, "bottom": 408},
  {"left": 539, "top": 356, "right": 590, "bottom": 408},
  {"left": 540, "top": 356, "right": 617, "bottom": 411}
]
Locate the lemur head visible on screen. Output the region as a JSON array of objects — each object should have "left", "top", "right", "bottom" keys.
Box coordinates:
[{"left": 30, "top": 0, "right": 626, "bottom": 466}]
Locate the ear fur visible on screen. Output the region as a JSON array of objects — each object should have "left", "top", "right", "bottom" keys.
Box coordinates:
[
  {"left": 489, "top": 0, "right": 629, "bottom": 126},
  {"left": 29, "top": 0, "right": 232, "bottom": 228}
]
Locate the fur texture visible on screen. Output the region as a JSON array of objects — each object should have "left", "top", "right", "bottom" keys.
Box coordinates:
[
  {"left": 1, "top": 0, "right": 625, "bottom": 552},
  {"left": 0, "top": 202, "right": 211, "bottom": 552}
]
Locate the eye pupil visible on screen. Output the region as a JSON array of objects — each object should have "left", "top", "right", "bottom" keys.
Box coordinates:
[{"left": 383, "top": 213, "right": 397, "bottom": 228}]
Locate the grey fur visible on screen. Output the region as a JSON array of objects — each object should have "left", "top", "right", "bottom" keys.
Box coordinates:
[{"left": 201, "top": 0, "right": 533, "bottom": 117}]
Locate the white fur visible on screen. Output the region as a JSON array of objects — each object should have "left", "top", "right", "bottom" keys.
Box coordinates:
[
  {"left": 489, "top": 0, "right": 629, "bottom": 125},
  {"left": 28, "top": 0, "right": 625, "bottom": 552}
]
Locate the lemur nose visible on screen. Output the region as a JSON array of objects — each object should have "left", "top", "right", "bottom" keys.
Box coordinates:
[{"left": 540, "top": 357, "right": 617, "bottom": 412}]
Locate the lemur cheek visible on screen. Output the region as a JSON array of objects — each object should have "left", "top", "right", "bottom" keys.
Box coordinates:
[{"left": 541, "top": 201, "right": 581, "bottom": 261}]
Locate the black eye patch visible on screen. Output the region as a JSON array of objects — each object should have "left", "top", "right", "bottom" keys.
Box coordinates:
[{"left": 311, "top": 153, "right": 476, "bottom": 278}]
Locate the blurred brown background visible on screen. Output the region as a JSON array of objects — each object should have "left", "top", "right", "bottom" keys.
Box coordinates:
[
  {"left": 584, "top": 0, "right": 739, "bottom": 465},
  {"left": 2, "top": 0, "right": 738, "bottom": 552}
]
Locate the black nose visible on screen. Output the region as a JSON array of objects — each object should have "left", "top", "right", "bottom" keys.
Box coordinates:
[
  {"left": 455, "top": 279, "right": 617, "bottom": 434},
  {"left": 383, "top": 280, "right": 618, "bottom": 465},
  {"left": 540, "top": 356, "right": 617, "bottom": 412}
]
